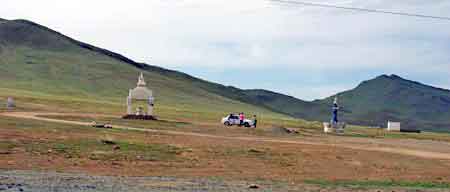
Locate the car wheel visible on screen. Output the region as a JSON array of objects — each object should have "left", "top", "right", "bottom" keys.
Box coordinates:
[
  {"left": 224, "top": 122, "right": 231, "bottom": 126},
  {"left": 244, "top": 122, "right": 250, "bottom": 127}
]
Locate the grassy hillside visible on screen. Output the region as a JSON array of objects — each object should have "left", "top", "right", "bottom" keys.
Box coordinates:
[
  {"left": 241, "top": 89, "right": 328, "bottom": 119},
  {"left": 238, "top": 74, "right": 450, "bottom": 132},
  {"left": 0, "top": 18, "right": 287, "bottom": 120}
]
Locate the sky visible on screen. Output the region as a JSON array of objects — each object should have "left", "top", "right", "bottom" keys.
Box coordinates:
[{"left": 2, "top": 0, "right": 450, "bottom": 100}]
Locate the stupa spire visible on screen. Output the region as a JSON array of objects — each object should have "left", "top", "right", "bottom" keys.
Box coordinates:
[{"left": 137, "top": 72, "right": 146, "bottom": 87}]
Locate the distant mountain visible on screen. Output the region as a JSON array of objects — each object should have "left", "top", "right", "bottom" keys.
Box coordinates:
[
  {"left": 251, "top": 74, "right": 450, "bottom": 132},
  {"left": 317, "top": 75, "right": 450, "bottom": 132}
]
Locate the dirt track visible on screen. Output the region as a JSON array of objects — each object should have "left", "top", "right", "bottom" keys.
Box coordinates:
[{"left": 2, "top": 111, "right": 450, "bottom": 160}]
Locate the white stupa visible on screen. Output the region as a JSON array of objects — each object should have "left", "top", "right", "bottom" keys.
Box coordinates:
[
  {"left": 124, "top": 73, "right": 155, "bottom": 119},
  {"left": 6, "top": 97, "right": 15, "bottom": 109}
]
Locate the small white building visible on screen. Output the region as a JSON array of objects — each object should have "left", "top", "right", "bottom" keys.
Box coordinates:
[{"left": 387, "top": 121, "right": 401, "bottom": 131}]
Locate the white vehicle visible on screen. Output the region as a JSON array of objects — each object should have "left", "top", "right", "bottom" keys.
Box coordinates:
[
  {"left": 91, "top": 121, "right": 113, "bottom": 129},
  {"left": 221, "top": 114, "right": 254, "bottom": 128}
]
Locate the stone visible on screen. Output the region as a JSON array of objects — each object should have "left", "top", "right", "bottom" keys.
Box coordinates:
[
  {"left": 248, "top": 148, "right": 264, "bottom": 153},
  {"left": 101, "top": 139, "right": 116, "bottom": 145},
  {"left": 0, "top": 150, "right": 11, "bottom": 155},
  {"left": 248, "top": 184, "right": 260, "bottom": 189},
  {"left": 284, "top": 128, "right": 300, "bottom": 134},
  {"left": 323, "top": 122, "right": 346, "bottom": 134}
]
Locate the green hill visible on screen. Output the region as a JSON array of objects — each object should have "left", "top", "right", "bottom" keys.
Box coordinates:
[
  {"left": 0, "top": 18, "right": 287, "bottom": 119},
  {"left": 318, "top": 75, "right": 450, "bottom": 132},
  {"left": 243, "top": 74, "right": 450, "bottom": 132}
]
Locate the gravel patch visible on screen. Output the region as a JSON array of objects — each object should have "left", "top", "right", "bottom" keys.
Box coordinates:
[
  {"left": 0, "top": 170, "right": 447, "bottom": 192},
  {"left": 0, "top": 170, "right": 285, "bottom": 192}
]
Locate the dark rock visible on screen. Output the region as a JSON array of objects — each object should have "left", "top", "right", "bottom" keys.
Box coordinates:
[
  {"left": 101, "top": 139, "right": 116, "bottom": 145},
  {"left": 0, "top": 151, "right": 12, "bottom": 155},
  {"left": 248, "top": 184, "right": 260, "bottom": 189},
  {"left": 248, "top": 148, "right": 264, "bottom": 154}
]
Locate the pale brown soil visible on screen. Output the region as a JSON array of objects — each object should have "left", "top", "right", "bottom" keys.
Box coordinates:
[{"left": 0, "top": 111, "right": 449, "bottom": 185}]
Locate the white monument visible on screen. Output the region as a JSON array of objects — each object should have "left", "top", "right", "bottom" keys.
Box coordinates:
[
  {"left": 387, "top": 121, "right": 401, "bottom": 131},
  {"left": 323, "top": 97, "right": 346, "bottom": 134},
  {"left": 6, "top": 97, "right": 15, "bottom": 109},
  {"left": 123, "top": 73, "right": 156, "bottom": 120}
]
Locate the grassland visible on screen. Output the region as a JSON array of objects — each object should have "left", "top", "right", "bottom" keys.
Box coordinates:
[{"left": 0, "top": 44, "right": 286, "bottom": 121}]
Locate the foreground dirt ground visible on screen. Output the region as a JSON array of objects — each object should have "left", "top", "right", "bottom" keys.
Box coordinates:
[{"left": 0, "top": 111, "right": 449, "bottom": 191}]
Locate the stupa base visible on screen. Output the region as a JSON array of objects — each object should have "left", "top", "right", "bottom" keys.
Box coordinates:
[{"left": 122, "top": 115, "right": 157, "bottom": 120}]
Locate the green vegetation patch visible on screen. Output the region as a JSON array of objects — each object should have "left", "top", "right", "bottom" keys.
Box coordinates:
[
  {"left": 305, "top": 179, "right": 450, "bottom": 189},
  {"left": 25, "top": 139, "right": 186, "bottom": 162},
  {"left": 0, "top": 141, "right": 18, "bottom": 152},
  {"left": 0, "top": 116, "right": 100, "bottom": 135}
]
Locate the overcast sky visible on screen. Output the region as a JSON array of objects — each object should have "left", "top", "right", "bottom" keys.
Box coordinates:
[{"left": 2, "top": 0, "right": 450, "bottom": 100}]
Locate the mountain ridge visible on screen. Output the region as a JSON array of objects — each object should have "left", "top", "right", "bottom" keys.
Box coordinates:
[
  {"left": 2, "top": 18, "right": 146, "bottom": 68},
  {"left": 375, "top": 74, "right": 450, "bottom": 92},
  {"left": 0, "top": 18, "right": 301, "bottom": 108}
]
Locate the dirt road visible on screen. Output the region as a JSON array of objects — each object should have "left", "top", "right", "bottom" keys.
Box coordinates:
[{"left": 2, "top": 111, "right": 450, "bottom": 160}]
